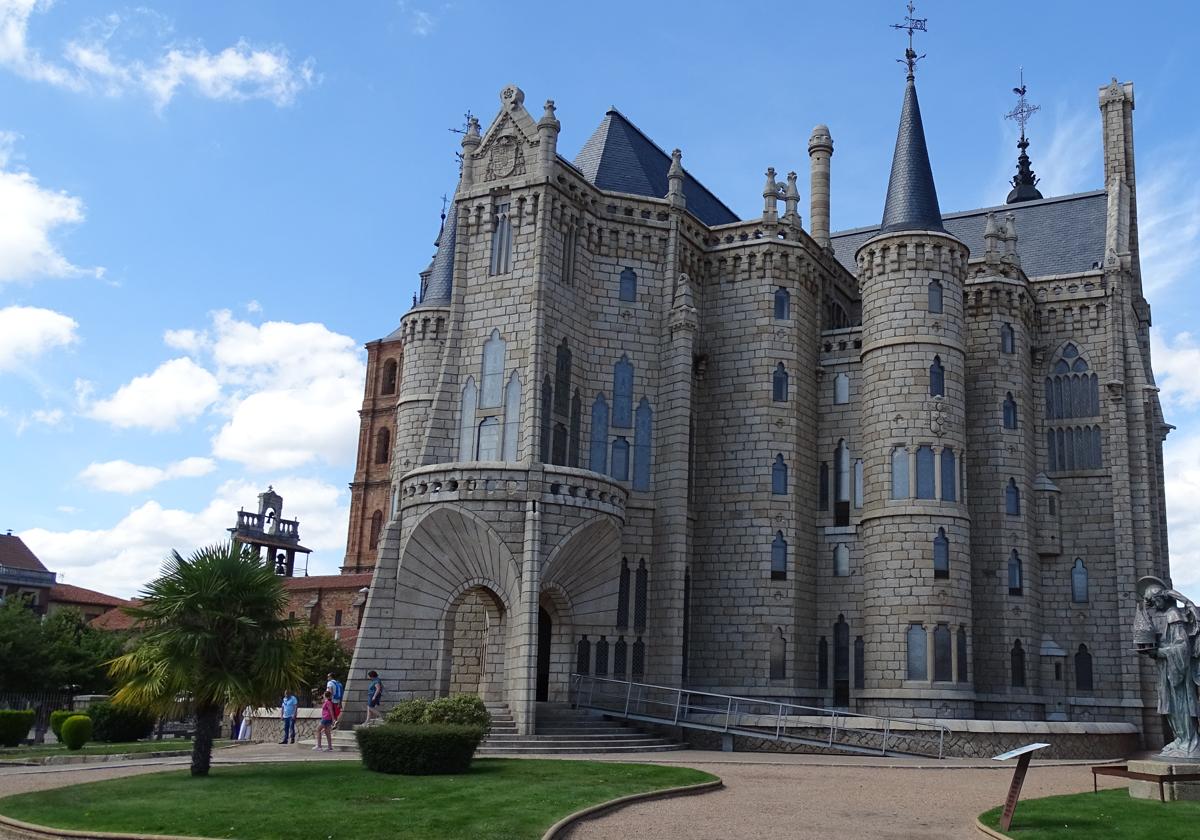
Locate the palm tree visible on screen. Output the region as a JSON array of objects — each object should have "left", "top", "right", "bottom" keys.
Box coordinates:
[{"left": 108, "top": 542, "right": 299, "bottom": 776}]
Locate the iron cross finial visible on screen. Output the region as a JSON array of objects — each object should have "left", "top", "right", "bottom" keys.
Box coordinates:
[
  {"left": 1005, "top": 67, "right": 1040, "bottom": 142},
  {"left": 891, "top": 1, "right": 928, "bottom": 77}
]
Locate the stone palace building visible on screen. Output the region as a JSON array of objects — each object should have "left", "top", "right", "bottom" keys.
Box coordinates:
[{"left": 341, "top": 65, "right": 1170, "bottom": 744}]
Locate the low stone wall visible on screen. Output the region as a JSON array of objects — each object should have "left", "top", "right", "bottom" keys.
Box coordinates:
[{"left": 241, "top": 708, "right": 327, "bottom": 743}]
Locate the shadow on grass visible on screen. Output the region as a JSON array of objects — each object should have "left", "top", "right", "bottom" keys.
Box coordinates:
[{"left": 980, "top": 787, "right": 1200, "bottom": 840}]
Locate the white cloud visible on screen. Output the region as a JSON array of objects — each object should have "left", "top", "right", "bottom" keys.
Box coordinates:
[
  {"left": 397, "top": 2, "right": 437, "bottom": 36},
  {"left": 0, "top": 305, "right": 78, "bottom": 370},
  {"left": 245, "top": 299, "right": 261, "bottom": 314},
  {"left": 56, "top": 504, "right": 78, "bottom": 514},
  {"left": 1138, "top": 148, "right": 1200, "bottom": 296},
  {"left": 1150, "top": 331, "right": 1200, "bottom": 412},
  {"left": 21, "top": 476, "right": 349, "bottom": 596},
  {"left": 78, "top": 455, "right": 216, "bottom": 494},
  {"left": 163, "top": 327, "right": 207, "bottom": 353},
  {"left": 86, "top": 356, "right": 221, "bottom": 430},
  {"left": 0, "top": 1, "right": 315, "bottom": 109},
  {"left": 1034, "top": 106, "right": 1099, "bottom": 199},
  {"left": 0, "top": 138, "right": 101, "bottom": 284},
  {"left": 16, "top": 406, "right": 65, "bottom": 433},
  {"left": 1162, "top": 431, "right": 1200, "bottom": 600}
]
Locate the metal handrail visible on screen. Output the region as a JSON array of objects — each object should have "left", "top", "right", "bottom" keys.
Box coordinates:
[{"left": 570, "top": 674, "right": 950, "bottom": 759}]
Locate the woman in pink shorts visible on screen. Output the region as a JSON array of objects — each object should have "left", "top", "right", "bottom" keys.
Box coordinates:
[{"left": 313, "top": 690, "right": 335, "bottom": 752}]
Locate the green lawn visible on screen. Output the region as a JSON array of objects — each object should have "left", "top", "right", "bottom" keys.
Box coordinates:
[
  {"left": 0, "top": 739, "right": 233, "bottom": 760},
  {"left": 980, "top": 787, "right": 1200, "bottom": 839},
  {"left": 0, "top": 759, "right": 716, "bottom": 840}
]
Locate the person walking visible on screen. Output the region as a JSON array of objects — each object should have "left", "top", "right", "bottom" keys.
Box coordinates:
[
  {"left": 280, "top": 690, "right": 298, "bottom": 744},
  {"left": 325, "top": 673, "right": 344, "bottom": 728},
  {"left": 313, "top": 690, "right": 335, "bottom": 752},
  {"left": 365, "top": 670, "right": 383, "bottom": 723}
]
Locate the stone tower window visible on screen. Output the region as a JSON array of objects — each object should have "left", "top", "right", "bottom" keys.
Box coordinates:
[
  {"left": 933, "top": 528, "right": 949, "bottom": 578},
  {"left": 613, "top": 637, "right": 627, "bottom": 677},
  {"left": 543, "top": 339, "right": 575, "bottom": 466},
  {"left": 1008, "top": 550, "right": 1023, "bottom": 596},
  {"left": 489, "top": 201, "right": 512, "bottom": 275},
  {"left": 590, "top": 394, "right": 609, "bottom": 473},
  {"left": 633, "top": 560, "right": 648, "bottom": 631},
  {"left": 552, "top": 422, "right": 568, "bottom": 464},
  {"left": 1005, "top": 479, "right": 1021, "bottom": 515},
  {"left": 617, "top": 559, "right": 630, "bottom": 629},
  {"left": 817, "top": 636, "right": 828, "bottom": 688},
  {"left": 633, "top": 398, "right": 653, "bottom": 491},
  {"left": 929, "top": 355, "right": 945, "bottom": 397},
  {"left": 1045, "top": 342, "right": 1103, "bottom": 471},
  {"left": 476, "top": 417, "right": 500, "bottom": 460},
  {"left": 774, "top": 287, "right": 790, "bottom": 320},
  {"left": 502, "top": 372, "right": 521, "bottom": 461},
  {"left": 1010, "top": 640, "right": 1026, "bottom": 688},
  {"left": 933, "top": 624, "right": 952, "bottom": 682},
  {"left": 833, "top": 373, "right": 850, "bottom": 405},
  {"left": 1071, "top": 558, "right": 1089, "bottom": 603},
  {"left": 771, "top": 454, "right": 788, "bottom": 495},
  {"left": 854, "top": 636, "right": 865, "bottom": 689},
  {"left": 771, "top": 532, "right": 788, "bottom": 580},
  {"left": 825, "top": 299, "right": 851, "bottom": 330},
  {"left": 554, "top": 339, "right": 572, "bottom": 415},
  {"left": 940, "top": 447, "right": 957, "bottom": 502},
  {"left": 819, "top": 462, "right": 829, "bottom": 510},
  {"left": 770, "top": 629, "right": 787, "bottom": 680},
  {"left": 853, "top": 459, "right": 864, "bottom": 508},
  {"left": 1000, "top": 322, "right": 1015, "bottom": 354},
  {"left": 374, "top": 427, "right": 391, "bottom": 464},
  {"left": 906, "top": 624, "right": 927, "bottom": 681},
  {"left": 569, "top": 390, "right": 582, "bottom": 468},
  {"left": 613, "top": 355, "right": 634, "bottom": 427},
  {"left": 834, "top": 439, "right": 851, "bottom": 525},
  {"left": 1047, "top": 426, "right": 1103, "bottom": 472},
  {"left": 833, "top": 543, "right": 849, "bottom": 577},
  {"left": 619, "top": 267, "right": 637, "bottom": 302},
  {"left": 956, "top": 627, "right": 969, "bottom": 683},
  {"left": 539, "top": 376, "right": 552, "bottom": 462},
  {"left": 891, "top": 446, "right": 909, "bottom": 500},
  {"left": 632, "top": 637, "right": 645, "bottom": 680},
  {"left": 562, "top": 224, "right": 577, "bottom": 285},
  {"left": 833, "top": 615, "right": 850, "bottom": 705},
  {"left": 575, "top": 635, "right": 591, "bottom": 675},
  {"left": 595, "top": 636, "right": 609, "bottom": 676},
  {"left": 480, "top": 329, "right": 506, "bottom": 408},
  {"left": 1075, "top": 644, "right": 1094, "bottom": 691},
  {"left": 773, "top": 363, "right": 789, "bottom": 402},
  {"left": 1003, "top": 392, "right": 1018, "bottom": 429},
  {"left": 915, "top": 445, "right": 935, "bottom": 499},
  {"left": 927, "top": 279, "right": 943, "bottom": 314},
  {"left": 379, "top": 359, "right": 398, "bottom": 396},
  {"left": 610, "top": 436, "right": 630, "bottom": 481},
  {"left": 368, "top": 510, "right": 383, "bottom": 550}
]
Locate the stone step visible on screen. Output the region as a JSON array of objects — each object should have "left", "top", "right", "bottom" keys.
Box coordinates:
[
  {"left": 477, "top": 743, "right": 684, "bottom": 755},
  {"left": 487, "top": 733, "right": 663, "bottom": 743},
  {"left": 534, "top": 727, "right": 642, "bottom": 735}
]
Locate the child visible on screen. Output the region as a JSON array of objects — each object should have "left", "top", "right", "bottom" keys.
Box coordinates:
[{"left": 313, "top": 690, "right": 335, "bottom": 752}]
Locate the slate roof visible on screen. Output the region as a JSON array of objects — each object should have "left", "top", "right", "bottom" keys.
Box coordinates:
[
  {"left": 880, "top": 76, "right": 944, "bottom": 234},
  {"left": 419, "top": 210, "right": 457, "bottom": 306},
  {"left": 573, "top": 110, "right": 739, "bottom": 227},
  {"left": 0, "top": 534, "right": 50, "bottom": 573},
  {"left": 830, "top": 190, "right": 1108, "bottom": 279},
  {"left": 49, "top": 583, "right": 129, "bottom": 609}
]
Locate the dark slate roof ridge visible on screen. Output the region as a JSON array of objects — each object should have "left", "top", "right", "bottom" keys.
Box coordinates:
[
  {"left": 831, "top": 189, "right": 1106, "bottom": 238},
  {"left": 879, "top": 76, "right": 945, "bottom": 234},
  {"left": 573, "top": 108, "right": 739, "bottom": 226}
]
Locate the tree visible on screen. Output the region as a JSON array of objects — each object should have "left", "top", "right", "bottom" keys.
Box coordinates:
[
  {"left": 0, "top": 599, "right": 50, "bottom": 690},
  {"left": 41, "top": 608, "right": 127, "bottom": 693},
  {"left": 292, "top": 623, "right": 351, "bottom": 705},
  {"left": 108, "top": 543, "right": 299, "bottom": 777}
]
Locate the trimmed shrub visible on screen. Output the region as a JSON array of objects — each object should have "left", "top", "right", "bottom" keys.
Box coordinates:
[
  {"left": 60, "top": 715, "right": 93, "bottom": 750},
  {"left": 87, "top": 701, "right": 155, "bottom": 743},
  {"left": 384, "top": 697, "right": 429, "bottom": 726},
  {"left": 0, "top": 710, "right": 35, "bottom": 747},
  {"left": 356, "top": 724, "right": 482, "bottom": 775},
  {"left": 50, "top": 709, "right": 80, "bottom": 740}
]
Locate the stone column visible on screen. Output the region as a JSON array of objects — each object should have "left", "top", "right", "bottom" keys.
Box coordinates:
[
  {"left": 808, "top": 125, "right": 833, "bottom": 249},
  {"left": 512, "top": 497, "right": 541, "bottom": 735}
]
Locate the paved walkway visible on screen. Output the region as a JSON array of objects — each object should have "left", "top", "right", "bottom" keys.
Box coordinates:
[{"left": 0, "top": 745, "right": 1130, "bottom": 839}]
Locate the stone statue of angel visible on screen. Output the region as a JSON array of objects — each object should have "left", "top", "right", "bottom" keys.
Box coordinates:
[{"left": 1135, "top": 576, "right": 1200, "bottom": 759}]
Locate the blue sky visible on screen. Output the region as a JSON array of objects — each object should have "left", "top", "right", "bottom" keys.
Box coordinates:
[{"left": 2, "top": 0, "right": 1199, "bottom": 600}]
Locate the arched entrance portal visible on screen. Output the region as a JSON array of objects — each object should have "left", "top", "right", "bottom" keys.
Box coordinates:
[{"left": 440, "top": 585, "right": 507, "bottom": 702}]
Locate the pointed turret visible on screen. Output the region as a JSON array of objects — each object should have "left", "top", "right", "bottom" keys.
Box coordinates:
[
  {"left": 418, "top": 205, "right": 457, "bottom": 307},
  {"left": 880, "top": 73, "right": 944, "bottom": 234}
]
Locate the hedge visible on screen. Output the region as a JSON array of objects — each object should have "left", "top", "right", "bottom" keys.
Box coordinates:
[
  {"left": 356, "top": 724, "right": 483, "bottom": 775},
  {"left": 385, "top": 694, "right": 491, "bottom": 733},
  {"left": 60, "top": 715, "right": 93, "bottom": 750},
  {"left": 50, "top": 709, "right": 80, "bottom": 740},
  {"left": 87, "top": 701, "right": 155, "bottom": 743},
  {"left": 0, "top": 710, "right": 35, "bottom": 747}
]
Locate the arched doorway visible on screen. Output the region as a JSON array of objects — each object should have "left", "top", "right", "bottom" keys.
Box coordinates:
[
  {"left": 440, "top": 585, "right": 506, "bottom": 702},
  {"left": 536, "top": 608, "right": 552, "bottom": 702}
]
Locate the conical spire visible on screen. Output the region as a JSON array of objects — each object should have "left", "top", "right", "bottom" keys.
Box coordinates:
[
  {"left": 419, "top": 204, "right": 456, "bottom": 307},
  {"left": 880, "top": 73, "right": 944, "bottom": 234}
]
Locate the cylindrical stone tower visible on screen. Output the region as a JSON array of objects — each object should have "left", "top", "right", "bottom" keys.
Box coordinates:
[
  {"left": 807, "top": 125, "right": 833, "bottom": 249},
  {"left": 855, "top": 68, "right": 974, "bottom": 718}
]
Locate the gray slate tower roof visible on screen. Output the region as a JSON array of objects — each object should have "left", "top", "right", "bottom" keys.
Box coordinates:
[
  {"left": 880, "top": 75, "right": 945, "bottom": 234},
  {"left": 418, "top": 207, "right": 457, "bottom": 307}
]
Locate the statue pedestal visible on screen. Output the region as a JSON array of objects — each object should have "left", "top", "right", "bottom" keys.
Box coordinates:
[{"left": 1128, "top": 760, "right": 1200, "bottom": 802}]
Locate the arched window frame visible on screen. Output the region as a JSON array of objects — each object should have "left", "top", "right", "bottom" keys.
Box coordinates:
[
  {"left": 480, "top": 329, "right": 506, "bottom": 408},
  {"left": 1003, "top": 392, "right": 1018, "bottom": 429},
  {"left": 1075, "top": 644, "right": 1094, "bottom": 692},
  {"left": 502, "top": 372, "right": 522, "bottom": 461},
  {"left": 771, "top": 532, "right": 787, "bottom": 580},
  {"left": 940, "top": 447, "right": 957, "bottom": 502},
  {"left": 771, "top": 453, "right": 788, "bottom": 495},
  {"left": 1005, "top": 478, "right": 1021, "bottom": 515},
  {"left": 590, "top": 394, "right": 609, "bottom": 473},
  {"left": 906, "top": 624, "right": 927, "bottom": 681},
  {"left": 929, "top": 355, "right": 945, "bottom": 397},
  {"left": 769, "top": 629, "right": 787, "bottom": 680},
  {"left": 611, "top": 436, "right": 630, "bottom": 482},
  {"left": 375, "top": 427, "right": 391, "bottom": 464},
  {"left": 891, "top": 446, "right": 909, "bottom": 499},
  {"left": 619, "top": 267, "right": 637, "bottom": 302},
  {"left": 1010, "top": 639, "right": 1026, "bottom": 688},
  {"left": 1000, "top": 322, "right": 1015, "bottom": 354},
  {"left": 933, "top": 624, "right": 952, "bottom": 682},
  {"left": 915, "top": 445, "right": 936, "bottom": 499},
  {"left": 773, "top": 363, "right": 789, "bottom": 402},
  {"left": 379, "top": 358, "right": 398, "bottom": 396},
  {"left": 476, "top": 416, "right": 500, "bottom": 461},
  {"left": 933, "top": 528, "right": 949, "bottom": 578},
  {"left": 1008, "top": 550, "right": 1023, "bottom": 596},
  {"left": 632, "top": 398, "right": 652, "bottom": 491},
  {"left": 1071, "top": 558, "right": 1089, "bottom": 603},
  {"left": 774, "top": 287, "right": 790, "bottom": 320},
  {"left": 613, "top": 355, "right": 634, "bottom": 428},
  {"left": 928, "top": 279, "right": 943, "bottom": 313}
]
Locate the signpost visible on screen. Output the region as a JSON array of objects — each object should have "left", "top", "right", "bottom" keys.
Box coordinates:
[{"left": 992, "top": 743, "right": 1050, "bottom": 832}]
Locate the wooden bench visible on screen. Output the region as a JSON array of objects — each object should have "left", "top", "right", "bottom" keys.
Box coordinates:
[{"left": 1092, "top": 764, "right": 1200, "bottom": 802}]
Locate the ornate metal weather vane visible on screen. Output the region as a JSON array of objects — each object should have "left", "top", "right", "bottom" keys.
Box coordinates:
[
  {"left": 891, "top": 1, "right": 927, "bottom": 77},
  {"left": 1005, "top": 68, "right": 1040, "bottom": 142},
  {"left": 449, "top": 109, "right": 475, "bottom": 171}
]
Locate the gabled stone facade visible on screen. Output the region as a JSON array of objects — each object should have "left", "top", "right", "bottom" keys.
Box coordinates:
[{"left": 343, "top": 76, "right": 1169, "bottom": 745}]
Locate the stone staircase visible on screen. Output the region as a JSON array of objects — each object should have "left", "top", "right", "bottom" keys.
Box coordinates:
[{"left": 475, "top": 702, "right": 685, "bottom": 756}]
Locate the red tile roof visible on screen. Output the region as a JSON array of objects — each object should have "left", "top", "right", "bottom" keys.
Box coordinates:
[
  {"left": 50, "top": 583, "right": 130, "bottom": 609},
  {"left": 89, "top": 600, "right": 140, "bottom": 632},
  {"left": 282, "top": 573, "right": 372, "bottom": 592},
  {"left": 0, "top": 534, "right": 50, "bottom": 573}
]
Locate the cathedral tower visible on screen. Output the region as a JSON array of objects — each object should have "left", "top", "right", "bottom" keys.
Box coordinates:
[{"left": 855, "top": 60, "right": 974, "bottom": 717}]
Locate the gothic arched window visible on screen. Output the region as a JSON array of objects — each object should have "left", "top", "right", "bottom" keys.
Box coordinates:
[
  {"left": 774, "top": 287, "right": 790, "bottom": 320},
  {"left": 907, "top": 625, "right": 927, "bottom": 681},
  {"left": 489, "top": 201, "right": 512, "bottom": 275},
  {"left": 1011, "top": 639, "right": 1026, "bottom": 688},
  {"left": 941, "top": 447, "right": 956, "bottom": 502},
  {"left": 1008, "top": 550, "right": 1023, "bottom": 596},
  {"left": 1045, "top": 342, "right": 1102, "bottom": 471},
  {"left": 928, "top": 279, "right": 943, "bottom": 313},
  {"left": 833, "top": 543, "right": 849, "bottom": 577},
  {"left": 613, "top": 355, "right": 634, "bottom": 427},
  {"left": 1006, "top": 478, "right": 1021, "bottom": 515},
  {"left": 590, "top": 394, "right": 609, "bottom": 473},
  {"left": 477, "top": 417, "right": 500, "bottom": 461},
  {"left": 834, "top": 372, "right": 850, "bottom": 405},
  {"left": 770, "top": 629, "right": 787, "bottom": 680},
  {"left": 611, "top": 436, "right": 630, "bottom": 482},
  {"left": 771, "top": 454, "right": 788, "bottom": 495},
  {"left": 773, "top": 363, "right": 789, "bottom": 402},
  {"left": 375, "top": 427, "right": 391, "bottom": 464},
  {"left": 933, "top": 528, "right": 949, "bottom": 578},
  {"left": 502, "top": 372, "right": 522, "bottom": 461},
  {"left": 929, "top": 355, "right": 945, "bottom": 397},
  {"left": 380, "top": 358, "right": 398, "bottom": 395},
  {"left": 891, "top": 446, "right": 909, "bottom": 499},
  {"left": 1075, "top": 644, "right": 1094, "bottom": 691},
  {"left": 771, "top": 532, "right": 787, "bottom": 580},
  {"left": 1071, "top": 558, "right": 1089, "bottom": 603},
  {"left": 1003, "top": 392, "right": 1018, "bottom": 429},
  {"left": 1000, "top": 322, "right": 1015, "bottom": 354},
  {"left": 480, "top": 329, "right": 506, "bottom": 407},
  {"left": 933, "top": 624, "right": 952, "bottom": 682},
  {"left": 633, "top": 398, "right": 652, "bottom": 491},
  {"left": 619, "top": 267, "right": 637, "bottom": 302},
  {"left": 916, "top": 445, "right": 935, "bottom": 499}
]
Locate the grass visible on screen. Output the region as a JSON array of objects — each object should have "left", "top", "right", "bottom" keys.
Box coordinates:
[
  {"left": 980, "top": 787, "right": 1200, "bottom": 839},
  {"left": 0, "top": 739, "right": 233, "bottom": 760},
  {"left": 0, "top": 759, "right": 716, "bottom": 840}
]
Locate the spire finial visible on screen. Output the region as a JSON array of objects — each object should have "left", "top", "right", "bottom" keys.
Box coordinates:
[
  {"left": 1005, "top": 68, "right": 1044, "bottom": 203},
  {"left": 890, "top": 1, "right": 927, "bottom": 79}
]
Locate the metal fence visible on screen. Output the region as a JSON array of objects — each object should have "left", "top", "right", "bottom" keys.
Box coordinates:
[{"left": 0, "top": 690, "right": 77, "bottom": 742}]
